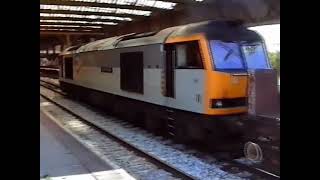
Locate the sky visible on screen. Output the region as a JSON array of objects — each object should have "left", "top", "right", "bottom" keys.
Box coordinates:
[{"left": 249, "top": 24, "right": 280, "bottom": 52}]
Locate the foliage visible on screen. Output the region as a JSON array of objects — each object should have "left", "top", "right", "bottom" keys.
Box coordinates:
[{"left": 268, "top": 51, "right": 280, "bottom": 75}]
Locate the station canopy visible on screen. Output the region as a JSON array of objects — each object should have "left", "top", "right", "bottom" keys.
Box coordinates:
[
  {"left": 40, "top": 0, "right": 205, "bottom": 34},
  {"left": 40, "top": 0, "right": 279, "bottom": 35}
]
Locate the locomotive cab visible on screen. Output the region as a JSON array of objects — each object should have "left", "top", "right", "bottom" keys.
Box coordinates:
[
  {"left": 163, "top": 21, "right": 276, "bottom": 117},
  {"left": 207, "top": 39, "right": 274, "bottom": 116},
  {"left": 58, "top": 45, "right": 82, "bottom": 92}
]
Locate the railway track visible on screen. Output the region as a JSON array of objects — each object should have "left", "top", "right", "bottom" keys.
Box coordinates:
[
  {"left": 40, "top": 89, "right": 192, "bottom": 180},
  {"left": 40, "top": 67, "right": 59, "bottom": 79},
  {"left": 40, "top": 78, "right": 280, "bottom": 180}
]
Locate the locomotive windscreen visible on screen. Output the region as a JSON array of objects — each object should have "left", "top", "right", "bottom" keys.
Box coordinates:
[{"left": 209, "top": 40, "right": 270, "bottom": 72}]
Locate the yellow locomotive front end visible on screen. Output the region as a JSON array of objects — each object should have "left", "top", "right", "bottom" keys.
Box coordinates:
[
  {"left": 203, "top": 35, "right": 272, "bottom": 116},
  {"left": 164, "top": 26, "right": 275, "bottom": 145},
  {"left": 165, "top": 22, "right": 273, "bottom": 117},
  {"left": 205, "top": 70, "right": 248, "bottom": 115}
]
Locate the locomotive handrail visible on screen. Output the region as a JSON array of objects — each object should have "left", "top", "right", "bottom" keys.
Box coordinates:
[{"left": 231, "top": 73, "right": 248, "bottom": 76}]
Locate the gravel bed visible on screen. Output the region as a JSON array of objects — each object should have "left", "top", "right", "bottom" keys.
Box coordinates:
[
  {"left": 41, "top": 86, "right": 247, "bottom": 180},
  {"left": 41, "top": 96, "right": 178, "bottom": 180}
]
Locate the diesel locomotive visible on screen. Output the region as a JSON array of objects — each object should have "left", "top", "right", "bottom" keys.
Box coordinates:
[{"left": 58, "top": 20, "right": 277, "bottom": 151}]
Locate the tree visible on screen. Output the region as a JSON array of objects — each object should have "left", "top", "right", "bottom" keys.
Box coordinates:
[{"left": 268, "top": 51, "right": 280, "bottom": 76}]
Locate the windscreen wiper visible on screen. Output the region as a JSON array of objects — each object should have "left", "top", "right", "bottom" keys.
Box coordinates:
[
  {"left": 217, "top": 42, "right": 242, "bottom": 61},
  {"left": 224, "top": 49, "right": 233, "bottom": 61}
]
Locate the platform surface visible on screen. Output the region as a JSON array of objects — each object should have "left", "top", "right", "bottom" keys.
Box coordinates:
[{"left": 40, "top": 109, "right": 135, "bottom": 180}]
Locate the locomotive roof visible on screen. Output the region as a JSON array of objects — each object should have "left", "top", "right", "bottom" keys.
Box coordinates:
[
  {"left": 60, "top": 45, "right": 82, "bottom": 56},
  {"left": 76, "top": 26, "right": 179, "bottom": 53},
  {"left": 74, "top": 20, "right": 260, "bottom": 54}
]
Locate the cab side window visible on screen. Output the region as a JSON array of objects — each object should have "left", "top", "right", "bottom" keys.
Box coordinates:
[{"left": 175, "top": 41, "right": 203, "bottom": 69}]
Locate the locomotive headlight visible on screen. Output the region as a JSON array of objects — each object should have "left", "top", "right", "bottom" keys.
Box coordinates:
[
  {"left": 211, "top": 98, "right": 247, "bottom": 108},
  {"left": 215, "top": 100, "right": 223, "bottom": 107}
]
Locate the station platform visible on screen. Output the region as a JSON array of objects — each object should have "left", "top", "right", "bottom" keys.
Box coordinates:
[{"left": 40, "top": 110, "right": 135, "bottom": 180}]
